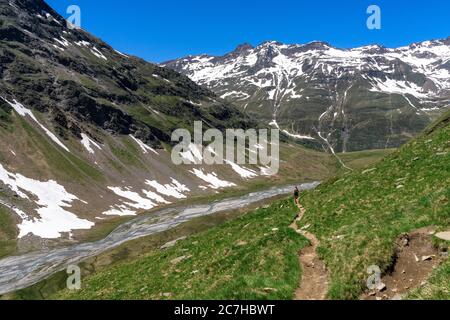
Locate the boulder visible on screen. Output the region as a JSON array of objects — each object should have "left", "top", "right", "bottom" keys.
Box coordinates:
[{"left": 435, "top": 231, "right": 450, "bottom": 241}]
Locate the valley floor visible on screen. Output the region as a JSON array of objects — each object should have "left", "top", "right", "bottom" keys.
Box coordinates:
[
  {"left": 54, "top": 111, "right": 449, "bottom": 300},
  {"left": 3, "top": 115, "right": 445, "bottom": 300},
  {"left": 5, "top": 197, "right": 307, "bottom": 300}
]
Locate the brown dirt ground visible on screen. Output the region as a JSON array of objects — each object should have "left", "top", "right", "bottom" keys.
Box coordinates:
[
  {"left": 290, "top": 201, "right": 329, "bottom": 300},
  {"left": 362, "top": 227, "right": 443, "bottom": 300}
]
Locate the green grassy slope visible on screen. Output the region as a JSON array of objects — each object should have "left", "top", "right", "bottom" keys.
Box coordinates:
[
  {"left": 0, "top": 97, "right": 390, "bottom": 259},
  {"left": 8, "top": 114, "right": 439, "bottom": 300},
  {"left": 58, "top": 198, "right": 308, "bottom": 300},
  {"left": 338, "top": 148, "right": 395, "bottom": 170},
  {"left": 299, "top": 110, "right": 450, "bottom": 299},
  {"left": 3, "top": 125, "right": 394, "bottom": 298},
  {"left": 0, "top": 203, "right": 17, "bottom": 258}
]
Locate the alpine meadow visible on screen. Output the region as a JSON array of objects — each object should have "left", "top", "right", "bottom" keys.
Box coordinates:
[{"left": 0, "top": 0, "right": 448, "bottom": 312}]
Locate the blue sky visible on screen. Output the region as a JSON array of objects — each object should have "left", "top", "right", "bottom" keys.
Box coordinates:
[{"left": 46, "top": 0, "right": 450, "bottom": 63}]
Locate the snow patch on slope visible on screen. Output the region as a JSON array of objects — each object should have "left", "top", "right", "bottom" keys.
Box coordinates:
[
  {"left": 180, "top": 143, "right": 203, "bottom": 164},
  {"left": 225, "top": 160, "right": 257, "bottom": 179},
  {"left": 370, "top": 78, "right": 429, "bottom": 98},
  {"left": 103, "top": 178, "right": 189, "bottom": 216},
  {"left": 0, "top": 164, "right": 93, "bottom": 238},
  {"left": 270, "top": 119, "right": 315, "bottom": 140},
  {"left": 145, "top": 179, "right": 190, "bottom": 199},
  {"left": 3, "top": 98, "right": 70, "bottom": 152},
  {"left": 130, "top": 135, "right": 158, "bottom": 155},
  {"left": 189, "top": 169, "right": 236, "bottom": 189},
  {"left": 103, "top": 205, "right": 137, "bottom": 217},
  {"left": 114, "top": 49, "right": 129, "bottom": 58},
  {"left": 107, "top": 187, "right": 156, "bottom": 211},
  {"left": 90, "top": 47, "right": 107, "bottom": 60},
  {"left": 80, "top": 133, "right": 101, "bottom": 154}
]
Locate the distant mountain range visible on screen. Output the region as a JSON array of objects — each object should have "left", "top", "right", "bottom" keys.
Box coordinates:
[{"left": 163, "top": 39, "right": 450, "bottom": 152}]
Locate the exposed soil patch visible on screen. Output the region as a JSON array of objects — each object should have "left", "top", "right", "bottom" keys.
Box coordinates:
[
  {"left": 290, "top": 202, "right": 329, "bottom": 300},
  {"left": 363, "top": 227, "right": 444, "bottom": 300}
]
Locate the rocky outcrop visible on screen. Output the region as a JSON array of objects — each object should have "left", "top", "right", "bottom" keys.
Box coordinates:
[{"left": 0, "top": 0, "right": 255, "bottom": 149}]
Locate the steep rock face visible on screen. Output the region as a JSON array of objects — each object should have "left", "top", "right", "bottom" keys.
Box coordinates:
[
  {"left": 0, "top": 0, "right": 255, "bottom": 148},
  {"left": 163, "top": 39, "right": 450, "bottom": 152}
]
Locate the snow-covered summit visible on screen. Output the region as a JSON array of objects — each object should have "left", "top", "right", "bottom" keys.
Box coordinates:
[{"left": 163, "top": 39, "right": 450, "bottom": 152}]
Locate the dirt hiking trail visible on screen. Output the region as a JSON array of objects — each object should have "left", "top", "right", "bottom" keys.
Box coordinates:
[{"left": 290, "top": 201, "right": 329, "bottom": 300}]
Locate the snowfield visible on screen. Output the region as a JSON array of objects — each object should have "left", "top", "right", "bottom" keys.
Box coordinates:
[
  {"left": 81, "top": 133, "right": 102, "bottom": 154},
  {"left": 189, "top": 169, "right": 236, "bottom": 189},
  {"left": 145, "top": 179, "right": 190, "bottom": 199},
  {"left": 3, "top": 98, "right": 70, "bottom": 152},
  {"left": 103, "top": 178, "right": 190, "bottom": 217},
  {"left": 0, "top": 164, "right": 94, "bottom": 239},
  {"left": 130, "top": 135, "right": 158, "bottom": 155}
]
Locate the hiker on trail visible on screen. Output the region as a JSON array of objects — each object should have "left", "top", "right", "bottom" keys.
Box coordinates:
[{"left": 293, "top": 186, "right": 300, "bottom": 205}]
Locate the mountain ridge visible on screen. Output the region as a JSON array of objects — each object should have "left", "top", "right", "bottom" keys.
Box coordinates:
[
  {"left": 1, "top": 0, "right": 259, "bottom": 149},
  {"left": 163, "top": 37, "right": 450, "bottom": 152},
  {"left": 1, "top": 0, "right": 363, "bottom": 253},
  {"left": 164, "top": 37, "right": 450, "bottom": 62},
  {"left": 1, "top": 0, "right": 316, "bottom": 249}
]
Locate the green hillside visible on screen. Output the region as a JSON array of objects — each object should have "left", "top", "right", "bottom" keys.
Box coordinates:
[
  {"left": 300, "top": 110, "right": 450, "bottom": 299},
  {"left": 0, "top": 204, "right": 17, "bottom": 258},
  {"left": 57, "top": 198, "right": 307, "bottom": 300},
  {"left": 17, "top": 113, "right": 450, "bottom": 300}
]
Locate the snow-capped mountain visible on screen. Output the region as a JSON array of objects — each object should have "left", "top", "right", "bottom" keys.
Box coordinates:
[
  {"left": 163, "top": 39, "right": 450, "bottom": 152},
  {"left": 0, "top": 0, "right": 272, "bottom": 247}
]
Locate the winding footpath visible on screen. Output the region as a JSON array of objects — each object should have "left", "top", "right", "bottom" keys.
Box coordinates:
[
  {"left": 290, "top": 202, "right": 329, "bottom": 300},
  {"left": 0, "top": 182, "right": 320, "bottom": 295}
]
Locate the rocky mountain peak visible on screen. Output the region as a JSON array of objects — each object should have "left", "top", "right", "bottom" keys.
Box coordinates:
[
  {"left": 232, "top": 42, "right": 254, "bottom": 53},
  {"left": 0, "top": 0, "right": 263, "bottom": 249},
  {"left": 5, "top": 0, "right": 59, "bottom": 19},
  {"left": 303, "top": 41, "right": 332, "bottom": 50},
  {"left": 163, "top": 37, "right": 450, "bottom": 152},
  {"left": 258, "top": 40, "right": 283, "bottom": 47},
  {"left": 0, "top": 0, "right": 253, "bottom": 148}
]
